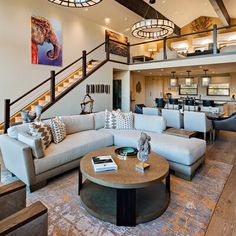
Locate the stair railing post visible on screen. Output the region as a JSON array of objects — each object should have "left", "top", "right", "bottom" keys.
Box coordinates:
[
  {"left": 106, "top": 35, "right": 110, "bottom": 61},
  {"left": 4, "top": 99, "right": 10, "bottom": 133},
  {"left": 50, "top": 70, "right": 56, "bottom": 103},
  {"left": 82, "top": 50, "right": 87, "bottom": 79},
  {"left": 213, "top": 24, "right": 218, "bottom": 55},
  {"left": 127, "top": 42, "right": 130, "bottom": 64},
  {"left": 163, "top": 37, "right": 167, "bottom": 60}
]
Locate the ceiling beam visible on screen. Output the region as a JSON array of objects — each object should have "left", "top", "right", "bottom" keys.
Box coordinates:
[
  {"left": 209, "top": 0, "right": 231, "bottom": 26},
  {"left": 114, "top": 0, "right": 181, "bottom": 35}
]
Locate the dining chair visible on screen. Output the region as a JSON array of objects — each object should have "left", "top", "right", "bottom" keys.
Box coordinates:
[
  {"left": 162, "top": 109, "right": 183, "bottom": 129},
  {"left": 184, "top": 111, "right": 213, "bottom": 140},
  {"left": 143, "top": 107, "right": 159, "bottom": 116}
]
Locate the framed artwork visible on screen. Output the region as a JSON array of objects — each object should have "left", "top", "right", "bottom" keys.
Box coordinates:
[
  {"left": 105, "top": 30, "right": 128, "bottom": 57},
  {"left": 31, "top": 16, "right": 62, "bottom": 66}
]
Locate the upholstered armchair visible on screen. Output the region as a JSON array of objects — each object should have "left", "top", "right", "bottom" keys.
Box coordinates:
[
  {"left": 212, "top": 112, "right": 236, "bottom": 132},
  {"left": 162, "top": 109, "right": 183, "bottom": 129},
  {"left": 184, "top": 111, "right": 213, "bottom": 140},
  {"left": 0, "top": 180, "right": 48, "bottom": 236}
]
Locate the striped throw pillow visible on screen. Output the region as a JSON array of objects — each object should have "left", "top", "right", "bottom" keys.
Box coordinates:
[
  {"left": 104, "top": 109, "right": 120, "bottom": 129},
  {"left": 28, "top": 122, "right": 52, "bottom": 149}
]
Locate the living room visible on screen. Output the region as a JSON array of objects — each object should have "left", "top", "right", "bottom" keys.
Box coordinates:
[{"left": 0, "top": 0, "right": 236, "bottom": 235}]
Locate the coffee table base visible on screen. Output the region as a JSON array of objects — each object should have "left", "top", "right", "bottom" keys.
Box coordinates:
[{"left": 80, "top": 179, "right": 170, "bottom": 226}]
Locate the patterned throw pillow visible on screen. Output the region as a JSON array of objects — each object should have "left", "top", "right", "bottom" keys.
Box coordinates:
[
  {"left": 104, "top": 109, "right": 120, "bottom": 129},
  {"left": 29, "top": 122, "right": 52, "bottom": 149},
  {"left": 49, "top": 117, "right": 66, "bottom": 144},
  {"left": 116, "top": 112, "right": 134, "bottom": 130}
]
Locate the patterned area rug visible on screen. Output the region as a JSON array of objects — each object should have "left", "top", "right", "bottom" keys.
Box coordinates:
[{"left": 1, "top": 160, "right": 232, "bottom": 236}]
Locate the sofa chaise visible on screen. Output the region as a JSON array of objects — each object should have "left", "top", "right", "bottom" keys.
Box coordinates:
[{"left": 0, "top": 112, "right": 206, "bottom": 191}]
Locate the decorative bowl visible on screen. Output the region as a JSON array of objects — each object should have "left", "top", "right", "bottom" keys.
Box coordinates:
[{"left": 115, "top": 147, "right": 138, "bottom": 156}]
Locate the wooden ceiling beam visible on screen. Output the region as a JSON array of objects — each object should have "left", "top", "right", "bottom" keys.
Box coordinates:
[
  {"left": 209, "top": 0, "right": 231, "bottom": 26},
  {"left": 114, "top": 0, "right": 181, "bottom": 35}
]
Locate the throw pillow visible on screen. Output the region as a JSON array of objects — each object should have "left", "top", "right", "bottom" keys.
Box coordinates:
[
  {"left": 18, "top": 132, "right": 45, "bottom": 159},
  {"left": 49, "top": 117, "right": 66, "bottom": 144},
  {"left": 116, "top": 112, "right": 134, "bottom": 130},
  {"left": 28, "top": 122, "right": 52, "bottom": 149},
  {"left": 104, "top": 109, "right": 120, "bottom": 129}
]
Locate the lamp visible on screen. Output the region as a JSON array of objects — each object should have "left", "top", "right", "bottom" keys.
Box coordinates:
[
  {"left": 48, "top": 0, "right": 103, "bottom": 8},
  {"left": 201, "top": 69, "right": 211, "bottom": 86},
  {"left": 170, "top": 71, "right": 178, "bottom": 87},
  {"left": 147, "top": 45, "right": 157, "bottom": 57},
  {"left": 185, "top": 70, "right": 193, "bottom": 86}
]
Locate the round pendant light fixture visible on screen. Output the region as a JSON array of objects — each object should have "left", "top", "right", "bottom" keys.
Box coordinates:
[
  {"left": 132, "top": 18, "right": 175, "bottom": 39},
  {"left": 48, "top": 0, "right": 103, "bottom": 8}
]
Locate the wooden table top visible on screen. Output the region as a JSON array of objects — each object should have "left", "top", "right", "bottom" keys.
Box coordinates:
[
  {"left": 164, "top": 128, "right": 197, "bottom": 138},
  {"left": 80, "top": 146, "right": 169, "bottom": 189}
]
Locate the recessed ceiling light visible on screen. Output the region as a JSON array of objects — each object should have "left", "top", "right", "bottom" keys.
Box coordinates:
[
  {"left": 162, "top": 0, "right": 166, "bottom": 3},
  {"left": 124, "top": 17, "right": 128, "bottom": 21},
  {"left": 138, "top": 71, "right": 141, "bottom": 73},
  {"left": 199, "top": 66, "right": 203, "bottom": 68},
  {"left": 149, "top": 72, "right": 152, "bottom": 75},
  {"left": 161, "top": 69, "right": 164, "bottom": 71},
  {"left": 104, "top": 18, "right": 110, "bottom": 24}
]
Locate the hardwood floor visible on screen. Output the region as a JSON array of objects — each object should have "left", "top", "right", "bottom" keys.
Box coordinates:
[
  {"left": 0, "top": 131, "right": 235, "bottom": 235},
  {"left": 206, "top": 131, "right": 236, "bottom": 236}
]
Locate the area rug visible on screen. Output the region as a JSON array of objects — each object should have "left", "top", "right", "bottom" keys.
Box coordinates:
[{"left": 1, "top": 160, "right": 233, "bottom": 236}]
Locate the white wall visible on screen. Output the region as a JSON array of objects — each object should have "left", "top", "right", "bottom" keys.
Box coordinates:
[{"left": 0, "top": 0, "right": 109, "bottom": 122}]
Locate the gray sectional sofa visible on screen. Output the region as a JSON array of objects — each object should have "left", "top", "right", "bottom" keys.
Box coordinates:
[{"left": 0, "top": 112, "right": 206, "bottom": 191}]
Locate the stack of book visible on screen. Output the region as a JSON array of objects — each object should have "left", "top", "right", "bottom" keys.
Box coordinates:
[{"left": 92, "top": 155, "right": 118, "bottom": 172}]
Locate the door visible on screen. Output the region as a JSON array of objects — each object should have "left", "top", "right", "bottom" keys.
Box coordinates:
[{"left": 113, "top": 80, "right": 122, "bottom": 110}]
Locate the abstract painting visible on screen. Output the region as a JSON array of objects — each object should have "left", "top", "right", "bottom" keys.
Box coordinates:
[
  {"left": 31, "top": 16, "right": 62, "bottom": 66},
  {"left": 105, "top": 30, "right": 128, "bottom": 57}
]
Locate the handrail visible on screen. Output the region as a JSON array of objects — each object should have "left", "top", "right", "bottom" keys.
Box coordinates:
[
  {"left": 86, "top": 42, "right": 106, "bottom": 56},
  {"left": 10, "top": 77, "right": 51, "bottom": 106},
  {"left": 130, "top": 23, "right": 236, "bottom": 47},
  {"left": 109, "top": 39, "right": 128, "bottom": 47}
]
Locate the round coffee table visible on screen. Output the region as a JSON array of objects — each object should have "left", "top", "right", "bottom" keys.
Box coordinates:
[{"left": 78, "top": 146, "right": 170, "bottom": 226}]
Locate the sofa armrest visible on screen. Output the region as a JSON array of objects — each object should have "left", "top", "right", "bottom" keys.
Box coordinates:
[
  {"left": 0, "top": 180, "right": 26, "bottom": 220},
  {"left": 0, "top": 135, "right": 36, "bottom": 186},
  {"left": 0, "top": 201, "right": 48, "bottom": 236}
]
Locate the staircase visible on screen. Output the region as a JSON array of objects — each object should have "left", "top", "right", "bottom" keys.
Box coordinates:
[
  {"left": 0, "top": 38, "right": 129, "bottom": 133},
  {"left": 0, "top": 60, "right": 99, "bottom": 130}
]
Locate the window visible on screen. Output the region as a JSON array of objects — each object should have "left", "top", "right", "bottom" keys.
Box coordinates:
[
  {"left": 179, "top": 84, "right": 198, "bottom": 95},
  {"left": 207, "top": 83, "right": 230, "bottom": 96}
]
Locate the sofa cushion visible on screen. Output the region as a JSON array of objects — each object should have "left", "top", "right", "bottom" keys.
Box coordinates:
[
  {"left": 104, "top": 110, "right": 120, "bottom": 129},
  {"left": 100, "top": 129, "right": 206, "bottom": 166},
  {"left": 134, "top": 114, "right": 166, "bottom": 133},
  {"left": 18, "top": 132, "right": 45, "bottom": 159},
  {"left": 60, "top": 114, "right": 94, "bottom": 135},
  {"left": 94, "top": 112, "right": 105, "bottom": 130},
  {"left": 34, "top": 130, "right": 113, "bottom": 175},
  {"left": 7, "top": 123, "right": 30, "bottom": 139}
]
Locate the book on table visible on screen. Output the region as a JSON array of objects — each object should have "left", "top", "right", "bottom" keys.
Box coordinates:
[{"left": 92, "top": 155, "right": 118, "bottom": 172}]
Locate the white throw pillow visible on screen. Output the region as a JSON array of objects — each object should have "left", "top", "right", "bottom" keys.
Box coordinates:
[
  {"left": 18, "top": 132, "right": 45, "bottom": 159},
  {"left": 116, "top": 112, "right": 134, "bottom": 130},
  {"left": 104, "top": 109, "right": 120, "bottom": 129},
  {"left": 49, "top": 117, "right": 66, "bottom": 144}
]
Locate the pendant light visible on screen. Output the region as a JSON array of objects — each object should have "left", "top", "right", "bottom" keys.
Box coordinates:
[
  {"left": 201, "top": 69, "right": 211, "bottom": 86},
  {"left": 185, "top": 71, "right": 193, "bottom": 86},
  {"left": 132, "top": 3, "right": 174, "bottom": 40},
  {"left": 170, "top": 71, "right": 178, "bottom": 87},
  {"left": 48, "top": 0, "right": 103, "bottom": 8}
]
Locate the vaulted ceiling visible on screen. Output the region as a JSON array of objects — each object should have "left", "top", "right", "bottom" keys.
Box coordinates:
[{"left": 66, "top": 0, "right": 236, "bottom": 41}]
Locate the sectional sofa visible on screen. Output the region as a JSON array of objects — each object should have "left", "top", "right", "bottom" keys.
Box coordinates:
[{"left": 0, "top": 112, "right": 206, "bottom": 191}]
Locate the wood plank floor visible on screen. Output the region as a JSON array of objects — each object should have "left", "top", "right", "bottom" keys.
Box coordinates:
[
  {"left": 0, "top": 131, "right": 235, "bottom": 235},
  {"left": 205, "top": 131, "right": 236, "bottom": 236}
]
